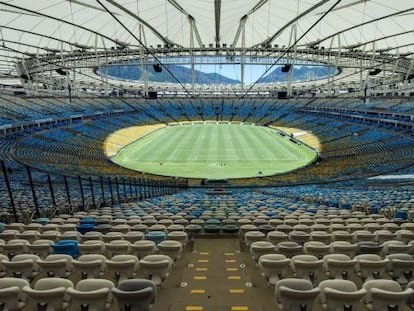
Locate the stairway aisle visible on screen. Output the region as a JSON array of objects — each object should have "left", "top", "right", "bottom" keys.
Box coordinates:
[{"left": 153, "top": 238, "right": 275, "bottom": 311}]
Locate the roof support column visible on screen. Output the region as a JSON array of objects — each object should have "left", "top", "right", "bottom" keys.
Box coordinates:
[
  {"left": 403, "top": 56, "right": 414, "bottom": 96},
  {"left": 189, "top": 17, "right": 195, "bottom": 89},
  {"left": 214, "top": 0, "right": 222, "bottom": 47},
  {"left": 240, "top": 24, "right": 246, "bottom": 90},
  {"left": 287, "top": 25, "right": 297, "bottom": 96},
  {"left": 138, "top": 24, "right": 149, "bottom": 97},
  {"left": 328, "top": 35, "right": 340, "bottom": 94}
]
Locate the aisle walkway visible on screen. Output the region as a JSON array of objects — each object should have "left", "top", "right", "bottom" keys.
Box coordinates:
[{"left": 153, "top": 238, "right": 275, "bottom": 311}]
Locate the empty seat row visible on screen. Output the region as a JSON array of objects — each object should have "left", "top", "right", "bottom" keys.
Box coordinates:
[
  {"left": 275, "top": 278, "right": 414, "bottom": 311},
  {"left": 0, "top": 253, "right": 174, "bottom": 286},
  {"left": 256, "top": 252, "right": 414, "bottom": 286},
  {"left": 0, "top": 277, "right": 156, "bottom": 311},
  {"left": 0, "top": 234, "right": 186, "bottom": 259},
  {"left": 245, "top": 229, "right": 414, "bottom": 251}
]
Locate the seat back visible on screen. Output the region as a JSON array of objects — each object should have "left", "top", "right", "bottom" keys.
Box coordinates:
[
  {"left": 112, "top": 279, "right": 156, "bottom": 311},
  {"left": 23, "top": 278, "right": 74, "bottom": 311},
  {"left": 275, "top": 278, "right": 320, "bottom": 311},
  {"left": 0, "top": 277, "right": 30, "bottom": 311},
  {"left": 319, "top": 279, "right": 366, "bottom": 311},
  {"left": 67, "top": 279, "right": 114, "bottom": 311},
  {"left": 363, "top": 279, "right": 413, "bottom": 311},
  {"left": 52, "top": 240, "right": 79, "bottom": 258},
  {"left": 139, "top": 255, "right": 172, "bottom": 285}
]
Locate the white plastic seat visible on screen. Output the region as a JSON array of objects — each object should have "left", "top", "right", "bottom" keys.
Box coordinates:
[
  {"left": 386, "top": 253, "right": 414, "bottom": 285},
  {"left": 310, "top": 231, "right": 332, "bottom": 244},
  {"left": 60, "top": 231, "right": 81, "bottom": 241},
  {"left": 353, "top": 230, "right": 375, "bottom": 243},
  {"left": 396, "top": 230, "right": 414, "bottom": 244},
  {"left": 332, "top": 231, "right": 353, "bottom": 242},
  {"left": 303, "top": 241, "right": 330, "bottom": 259},
  {"left": 290, "top": 255, "right": 323, "bottom": 284},
  {"left": 0, "top": 277, "right": 30, "bottom": 311},
  {"left": 289, "top": 230, "right": 310, "bottom": 245},
  {"left": 112, "top": 224, "right": 131, "bottom": 235},
  {"left": 374, "top": 230, "right": 397, "bottom": 244},
  {"left": 382, "top": 240, "right": 411, "bottom": 255},
  {"left": 123, "top": 231, "right": 145, "bottom": 243},
  {"left": 131, "top": 240, "right": 156, "bottom": 259},
  {"left": 139, "top": 254, "right": 173, "bottom": 286},
  {"left": 102, "top": 232, "right": 124, "bottom": 243},
  {"left": 2, "top": 240, "right": 29, "bottom": 259},
  {"left": 166, "top": 231, "right": 188, "bottom": 245},
  {"left": 354, "top": 254, "right": 389, "bottom": 281},
  {"left": 106, "top": 254, "right": 139, "bottom": 283},
  {"left": 157, "top": 240, "right": 183, "bottom": 261},
  {"left": 362, "top": 279, "right": 413, "bottom": 311},
  {"left": 167, "top": 224, "right": 186, "bottom": 232},
  {"left": 250, "top": 241, "right": 275, "bottom": 261},
  {"left": 26, "top": 239, "right": 53, "bottom": 259},
  {"left": 323, "top": 254, "right": 357, "bottom": 280},
  {"left": 276, "top": 241, "right": 303, "bottom": 258},
  {"left": 244, "top": 230, "right": 265, "bottom": 246},
  {"left": 5, "top": 223, "right": 25, "bottom": 233},
  {"left": 0, "top": 230, "right": 19, "bottom": 242},
  {"left": 347, "top": 223, "right": 364, "bottom": 233},
  {"left": 275, "top": 278, "right": 320, "bottom": 311},
  {"left": 258, "top": 253, "right": 290, "bottom": 285},
  {"left": 81, "top": 232, "right": 103, "bottom": 242},
  {"left": 67, "top": 279, "right": 114, "bottom": 311},
  {"left": 329, "top": 241, "right": 357, "bottom": 257},
  {"left": 39, "top": 230, "right": 61, "bottom": 243},
  {"left": 355, "top": 241, "right": 383, "bottom": 255},
  {"left": 318, "top": 279, "right": 367, "bottom": 311},
  {"left": 0, "top": 254, "right": 7, "bottom": 277},
  {"left": 17, "top": 231, "right": 40, "bottom": 244},
  {"left": 405, "top": 280, "right": 414, "bottom": 310},
  {"left": 23, "top": 278, "right": 74, "bottom": 311},
  {"left": 2, "top": 254, "right": 40, "bottom": 281},
  {"left": 37, "top": 254, "right": 73, "bottom": 278},
  {"left": 267, "top": 231, "right": 288, "bottom": 245},
  {"left": 72, "top": 254, "right": 107, "bottom": 279},
  {"left": 105, "top": 240, "right": 131, "bottom": 258},
  {"left": 78, "top": 240, "right": 105, "bottom": 255}
]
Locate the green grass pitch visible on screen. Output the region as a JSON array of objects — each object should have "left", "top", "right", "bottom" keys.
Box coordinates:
[{"left": 111, "top": 123, "right": 318, "bottom": 179}]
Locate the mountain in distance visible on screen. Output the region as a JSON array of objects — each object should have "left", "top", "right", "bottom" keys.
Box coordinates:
[
  {"left": 101, "top": 63, "right": 332, "bottom": 84},
  {"left": 258, "top": 65, "right": 335, "bottom": 83},
  {"left": 102, "top": 64, "right": 240, "bottom": 84}
]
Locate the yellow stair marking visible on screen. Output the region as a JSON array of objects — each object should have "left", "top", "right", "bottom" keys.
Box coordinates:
[
  {"left": 199, "top": 252, "right": 209, "bottom": 255},
  {"left": 226, "top": 268, "right": 239, "bottom": 272},
  {"left": 186, "top": 307, "right": 203, "bottom": 311},
  {"left": 229, "top": 289, "right": 245, "bottom": 294},
  {"left": 191, "top": 289, "right": 206, "bottom": 294},
  {"left": 198, "top": 259, "right": 209, "bottom": 263},
  {"left": 228, "top": 276, "right": 241, "bottom": 280},
  {"left": 226, "top": 259, "right": 237, "bottom": 263},
  {"left": 196, "top": 268, "right": 208, "bottom": 272},
  {"left": 193, "top": 276, "right": 207, "bottom": 280},
  {"left": 225, "top": 252, "right": 235, "bottom": 256},
  {"left": 231, "top": 307, "right": 249, "bottom": 311}
]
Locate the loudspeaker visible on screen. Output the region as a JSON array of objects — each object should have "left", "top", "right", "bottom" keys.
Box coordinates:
[
  {"left": 281, "top": 64, "right": 292, "bottom": 73},
  {"left": 369, "top": 68, "right": 381, "bottom": 76},
  {"left": 277, "top": 91, "right": 289, "bottom": 99},
  {"left": 153, "top": 63, "right": 162, "bottom": 73},
  {"left": 19, "top": 74, "right": 31, "bottom": 81},
  {"left": 56, "top": 68, "right": 68, "bottom": 76},
  {"left": 146, "top": 91, "right": 158, "bottom": 99}
]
